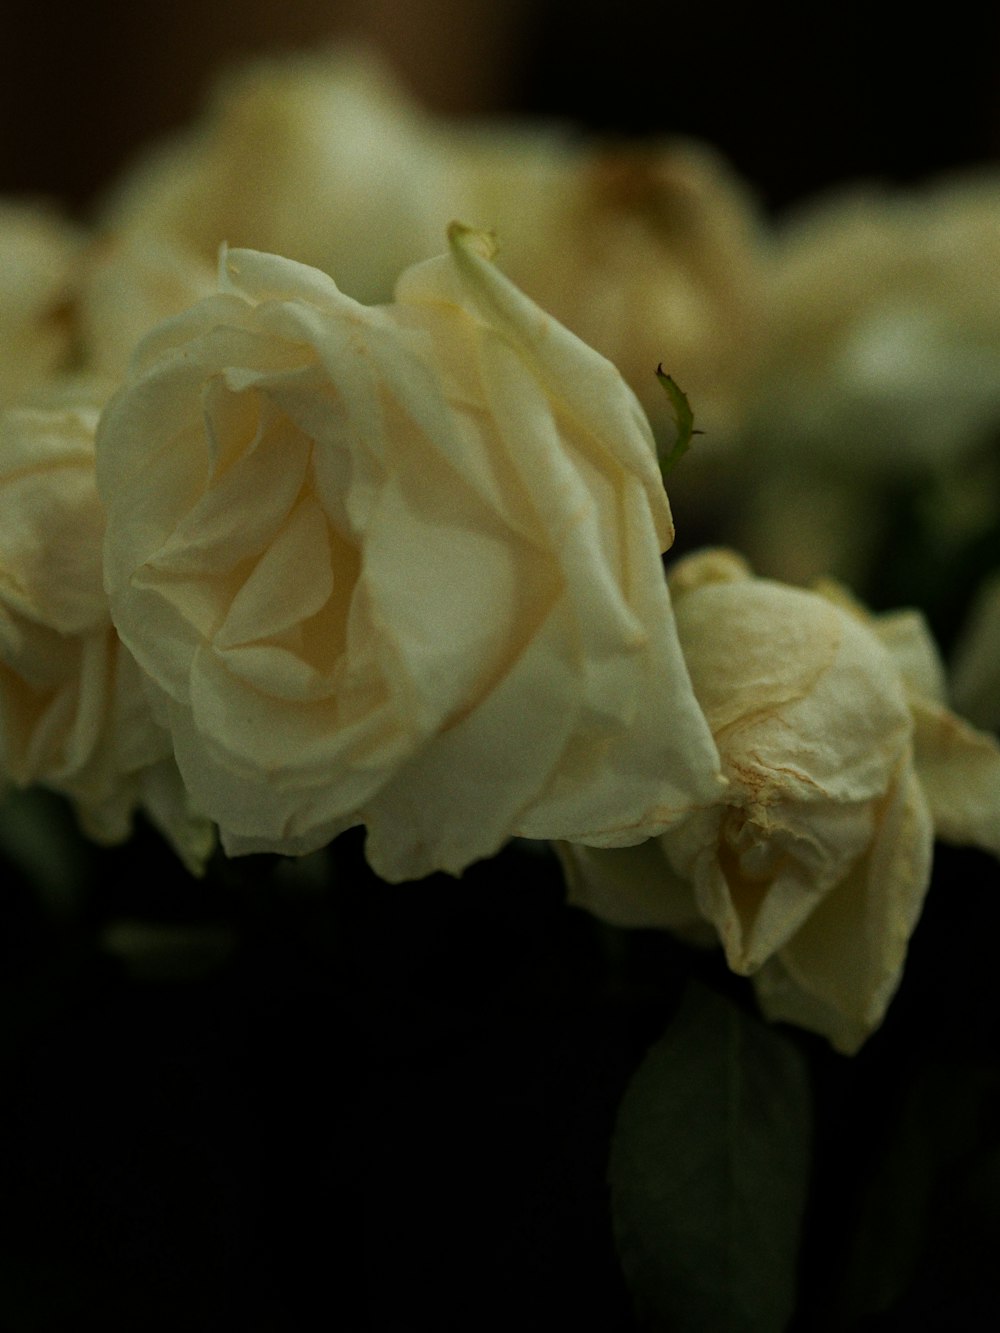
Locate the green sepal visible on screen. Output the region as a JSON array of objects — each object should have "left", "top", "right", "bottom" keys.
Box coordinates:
[{"left": 656, "top": 366, "right": 703, "bottom": 475}]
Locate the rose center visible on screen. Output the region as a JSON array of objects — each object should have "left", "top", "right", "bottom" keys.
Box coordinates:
[{"left": 720, "top": 805, "right": 788, "bottom": 883}]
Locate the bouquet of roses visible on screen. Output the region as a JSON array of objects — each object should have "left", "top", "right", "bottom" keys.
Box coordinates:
[{"left": 3, "top": 42, "right": 1000, "bottom": 1332}]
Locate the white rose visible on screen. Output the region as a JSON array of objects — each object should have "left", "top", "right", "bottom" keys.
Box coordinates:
[
  {"left": 729, "top": 173, "right": 1000, "bottom": 587},
  {"left": 480, "top": 138, "right": 768, "bottom": 446},
  {"left": 749, "top": 172, "right": 1000, "bottom": 474},
  {"left": 96, "top": 43, "right": 765, "bottom": 445},
  {"left": 0, "top": 395, "right": 213, "bottom": 872},
  {"left": 96, "top": 228, "right": 723, "bottom": 882},
  {"left": 561, "top": 550, "right": 1000, "bottom": 1053},
  {"left": 0, "top": 200, "right": 81, "bottom": 406},
  {"left": 98, "top": 44, "right": 454, "bottom": 306}
]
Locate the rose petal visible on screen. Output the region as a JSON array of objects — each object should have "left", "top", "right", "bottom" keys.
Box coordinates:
[
  {"left": 753, "top": 759, "right": 933, "bottom": 1054},
  {"left": 911, "top": 696, "right": 1000, "bottom": 855}
]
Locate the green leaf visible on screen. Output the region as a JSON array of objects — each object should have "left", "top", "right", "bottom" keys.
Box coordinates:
[
  {"left": 609, "top": 983, "right": 812, "bottom": 1333},
  {"left": 656, "top": 367, "right": 703, "bottom": 475},
  {"left": 0, "top": 787, "right": 89, "bottom": 916}
]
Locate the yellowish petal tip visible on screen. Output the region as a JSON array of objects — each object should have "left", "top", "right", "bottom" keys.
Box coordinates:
[
  {"left": 447, "top": 221, "right": 499, "bottom": 262},
  {"left": 668, "top": 548, "right": 753, "bottom": 598},
  {"left": 218, "top": 241, "right": 240, "bottom": 289}
]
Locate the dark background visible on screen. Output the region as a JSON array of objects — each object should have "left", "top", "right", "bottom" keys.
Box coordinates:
[
  {"left": 4, "top": 1, "right": 1000, "bottom": 215},
  {"left": 4, "top": 815, "right": 1000, "bottom": 1330}
]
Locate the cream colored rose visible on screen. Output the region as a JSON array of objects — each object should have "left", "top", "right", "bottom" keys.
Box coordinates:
[
  {"left": 747, "top": 172, "right": 1000, "bottom": 473},
  {"left": 730, "top": 173, "right": 1000, "bottom": 586},
  {"left": 0, "top": 395, "right": 213, "bottom": 871},
  {"left": 96, "top": 228, "right": 723, "bottom": 882},
  {"left": 98, "top": 44, "right": 454, "bottom": 306},
  {"left": 96, "top": 43, "right": 765, "bottom": 444},
  {"left": 561, "top": 550, "right": 1000, "bottom": 1053},
  {"left": 0, "top": 200, "right": 81, "bottom": 406},
  {"left": 478, "top": 138, "right": 768, "bottom": 445}
]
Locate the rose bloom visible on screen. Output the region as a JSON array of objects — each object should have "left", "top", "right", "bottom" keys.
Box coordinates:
[
  {"left": 479, "top": 139, "right": 767, "bottom": 446},
  {"left": 746, "top": 171, "right": 1000, "bottom": 475},
  {"left": 98, "top": 44, "right": 454, "bottom": 307},
  {"left": 0, "top": 394, "right": 214, "bottom": 871},
  {"left": 0, "top": 201, "right": 80, "bottom": 406},
  {"left": 728, "top": 173, "right": 1000, "bottom": 588},
  {"left": 96, "top": 227, "right": 722, "bottom": 882},
  {"left": 561, "top": 549, "right": 1000, "bottom": 1053},
  {"left": 97, "top": 43, "right": 764, "bottom": 447}
]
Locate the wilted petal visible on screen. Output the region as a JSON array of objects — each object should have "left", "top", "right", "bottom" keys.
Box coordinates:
[
  {"left": 753, "top": 759, "right": 933, "bottom": 1054},
  {"left": 911, "top": 696, "right": 1000, "bottom": 855},
  {"left": 558, "top": 838, "right": 709, "bottom": 934}
]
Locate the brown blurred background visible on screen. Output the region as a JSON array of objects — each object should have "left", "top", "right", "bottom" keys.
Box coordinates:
[{"left": 3, "top": 0, "right": 1000, "bottom": 215}]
